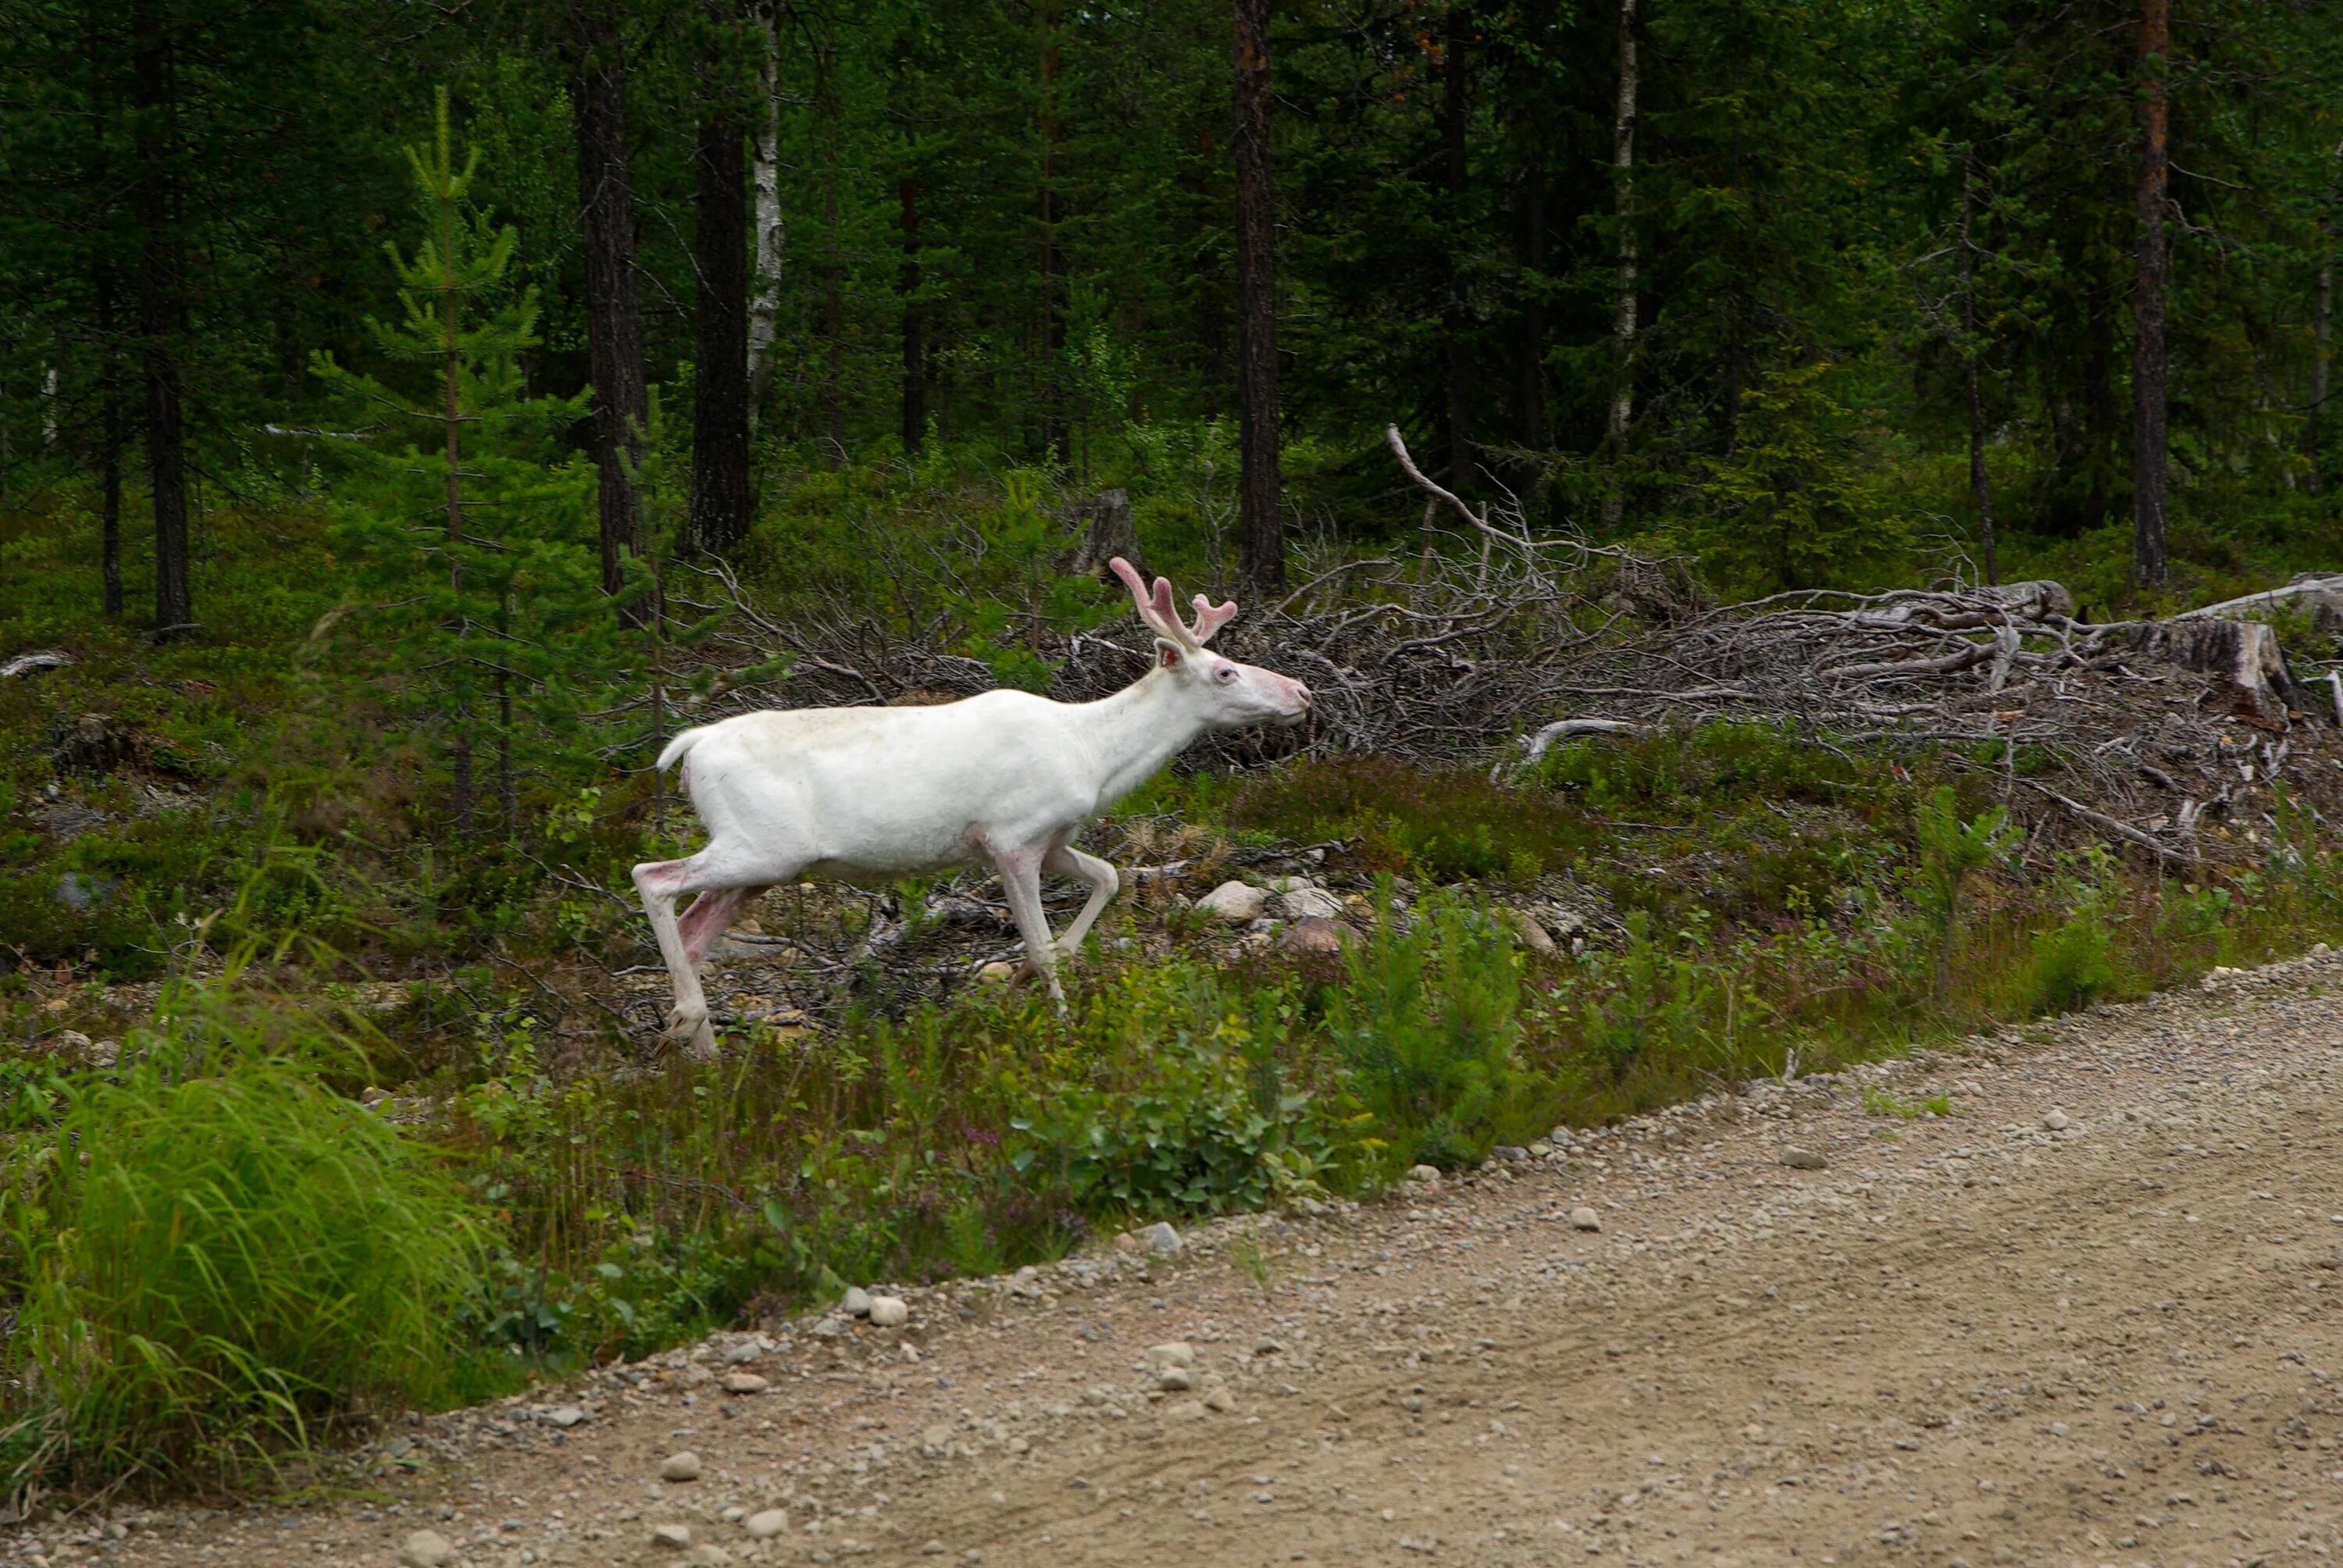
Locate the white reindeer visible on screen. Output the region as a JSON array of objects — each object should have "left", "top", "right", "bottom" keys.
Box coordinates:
[{"left": 633, "top": 558, "right": 1313, "bottom": 1055}]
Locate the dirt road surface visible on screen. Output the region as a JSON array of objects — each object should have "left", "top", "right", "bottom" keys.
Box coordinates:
[{"left": 18, "top": 953, "right": 2343, "bottom": 1568}]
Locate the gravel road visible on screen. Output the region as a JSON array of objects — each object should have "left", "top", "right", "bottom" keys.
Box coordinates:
[{"left": 22, "top": 952, "right": 2343, "bottom": 1568}]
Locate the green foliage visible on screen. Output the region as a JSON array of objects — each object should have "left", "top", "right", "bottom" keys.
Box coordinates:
[
  {"left": 1328, "top": 886, "right": 1546, "bottom": 1172},
  {"left": 1, "top": 977, "right": 485, "bottom": 1492},
  {"left": 1231, "top": 756, "right": 1594, "bottom": 883},
  {"left": 1911, "top": 786, "right": 2024, "bottom": 994},
  {"left": 309, "top": 91, "right": 612, "bottom": 834},
  {"left": 1677, "top": 363, "right": 1914, "bottom": 596},
  {"left": 2010, "top": 859, "right": 2121, "bottom": 1017}
]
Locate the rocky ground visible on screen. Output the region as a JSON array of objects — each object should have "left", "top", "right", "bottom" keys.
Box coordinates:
[{"left": 15, "top": 953, "right": 2343, "bottom": 1568}]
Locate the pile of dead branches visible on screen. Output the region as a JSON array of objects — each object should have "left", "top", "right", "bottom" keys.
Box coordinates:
[{"left": 656, "top": 426, "right": 2340, "bottom": 869}]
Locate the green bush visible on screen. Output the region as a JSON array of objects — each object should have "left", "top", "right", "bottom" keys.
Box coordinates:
[{"left": 2, "top": 996, "right": 487, "bottom": 1491}]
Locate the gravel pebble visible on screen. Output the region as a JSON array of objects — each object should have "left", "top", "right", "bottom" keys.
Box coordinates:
[
  {"left": 1568, "top": 1206, "right": 1603, "bottom": 1231},
  {"left": 868, "top": 1295, "right": 909, "bottom": 1327},
  {"left": 651, "top": 1523, "right": 694, "bottom": 1548},
  {"left": 659, "top": 1451, "right": 702, "bottom": 1482}
]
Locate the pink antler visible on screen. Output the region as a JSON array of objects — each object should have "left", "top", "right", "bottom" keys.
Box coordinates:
[
  {"left": 1188, "top": 593, "right": 1237, "bottom": 646},
  {"left": 1108, "top": 557, "right": 1239, "bottom": 650}
]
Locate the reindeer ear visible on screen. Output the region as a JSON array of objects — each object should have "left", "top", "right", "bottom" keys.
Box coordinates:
[{"left": 1156, "top": 640, "right": 1183, "bottom": 670}]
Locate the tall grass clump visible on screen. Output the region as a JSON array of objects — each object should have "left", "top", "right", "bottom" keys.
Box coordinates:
[{"left": 2, "top": 978, "right": 487, "bottom": 1493}]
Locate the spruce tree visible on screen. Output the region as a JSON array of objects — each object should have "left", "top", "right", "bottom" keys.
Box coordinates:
[{"left": 312, "top": 90, "right": 608, "bottom": 838}]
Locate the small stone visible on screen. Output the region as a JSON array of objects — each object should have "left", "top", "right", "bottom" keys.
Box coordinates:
[
  {"left": 977, "top": 960, "right": 1018, "bottom": 984},
  {"left": 1158, "top": 1367, "right": 1193, "bottom": 1392},
  {"left": 922, "top": 1422, "right": 954, "bottom": 1451},
  {"left": 744, "top": 1510, "right": 789, "bottom": 1539},
  {"left": 2042, "top": 1109, "right": 2070, "bottom": 1131},
  {"left": 1196, "top": 881, "right": 1271, "bottom": 921},
  {"left": 810, "top": 1316, "right": 845, "bottom": 1339},
  {"left": 725, "top": 1340, "right": 764, "bottom": 1365},
  {"left": 868, "top": 1295, "right": 909, "bottom": 1327},
  {"left": 1405, "top": 1164, "right": 1440, "bottom": 1185},
  {"left": 651, "top": 1523, "right": 694, "bottom": 1549},
  {"left": 538, "top": 1405, "right": 587, "bottom": 1427},
  {"left": 1275, "top": 887, "right": 1346, "bottom": 921},
  {"left": 685, "top": 1548, "right": 731, "bottom": 1568},
  {"left": 1547, "top": 1126, "right": 1573, "bottom": 1149},
  {"left": 1144, "top": 1221, "right": 1182, "bottom": 1255},
  {"left": 923, "top": 1543, "right": 948, "bottom": 1557},
  {"left": 1505, "top": 908, "right": 1556, "bottom": 953},
  {"left": 1568, "top": 1206, "right": 1603, "bottom": 1232},
  {"left": 841, "top": 1286, "right": 875, "bottom": 1317},
  {"left": 1112, "top": 1230, "right": 1140, "bottom": 1253},
  {"left": 397, "top": 1529, "right": 458, "bottom": 1568},
  {"left": 659, "top": 1451, "right": 703, "bottom": 1482},
  {"left": 1281, "top": 916, "right": 1358, "bottom": 956},
  {"left": 1779, "top": 1147, "right": 1828, "bottom": 1170},
  {"left": 1254, "top": 1337, "right": 1283, "bottom": 1356},
  {"left": 1149, "top": 1342, "right": 1196, "bottom": 1368},
  {"left": 720, "top": 1507, "right": 746, "bottom": 1523},
  {"left": 721, "top": 1371, "right": 769, "bottom": 1395},
  {"left": 1162, "top": 1400, "right": 1207, "bottom": 1423},
  {"left": 1203, "top": 1388, "right": 1236, "bottom": 1413}
]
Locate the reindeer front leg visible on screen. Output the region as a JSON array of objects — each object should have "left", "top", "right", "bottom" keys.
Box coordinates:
[{"left": 1043, "top": 843, "right": 1121, "bottom": 960}]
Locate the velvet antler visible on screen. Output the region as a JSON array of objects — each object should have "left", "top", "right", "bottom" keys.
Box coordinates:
[{"left": 1109, "top": 557, "right": 1239, "bottom": 650}]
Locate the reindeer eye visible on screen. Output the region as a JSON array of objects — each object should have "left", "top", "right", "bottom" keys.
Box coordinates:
[{"left": 1215, "top": 666, "right": 1236, "bottom": 682}]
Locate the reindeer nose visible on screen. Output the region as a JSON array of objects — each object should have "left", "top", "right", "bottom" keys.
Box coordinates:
[{"left": 1294, "top": 681, "right": 1314, "bottom": 708}]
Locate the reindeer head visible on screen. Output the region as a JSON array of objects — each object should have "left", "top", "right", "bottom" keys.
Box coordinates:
[{"left": 1110, "top": 558, "right": 1312, "bottom": 729}]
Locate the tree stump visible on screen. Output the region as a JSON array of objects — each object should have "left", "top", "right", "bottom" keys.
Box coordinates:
[{"left": 1065, "top": 489, "right": 1142, "bottom": 583}]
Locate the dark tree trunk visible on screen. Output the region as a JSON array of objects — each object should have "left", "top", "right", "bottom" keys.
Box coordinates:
[
  {"left": 690, "top": 111, "right": 753, "bottom": 554},
  {"left": 2130, "top": 0, "right": 2170, "bottom": 590},
  {"left": 1441, "top": 3, "right": 1471, "bottom": 489},
  {"left": 570, "top": 6, "right": 652, "bottom": 623},
  {"left": 1517, "top": 152, "right": 1546, "bottom": 448},
  {"left": 1232, "top": 0, "right": 1282, "bottom": 591},
  {"left": 132, "top": 0, "right": 191, "bottom": 636},
  {"left": 1960, "top": 156, "right": 1997, "bottom": 586},
  {"left": 900, "top": 173, "right": 925, "bottom": 454},
  {"left": 1038, "top": 9, "right": 1067, "bottom": 462},
  {"left": 2309, "top": 146, "right": 2338, "bottom": 497},
  {"left": 817, "top": 35, "right": 846, "bottom": 467},
  {"left": 95, "top": 262, "right": 124, "bottom": 620}
]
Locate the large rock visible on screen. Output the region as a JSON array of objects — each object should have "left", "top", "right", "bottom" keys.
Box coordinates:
[
  {"left": 1274, "top": 886, "right": 1346, "bottom": 921},
  {"left": 1195, "top": 881, "right": 1269, "bottom": 921},
  {"left": 1282, "top": 917, "right": 1358, "bottom": 956},
  {"left": 1505, "top": 908, "right": 1556, "bottom": 953},
  {"left": 397, "top": 1531, "right": 458, "bottom": 1568}
]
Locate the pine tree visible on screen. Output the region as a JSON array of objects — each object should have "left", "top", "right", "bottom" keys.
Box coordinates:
[{"left": 312, "top": 91, "right": 608, "bottom": 838}]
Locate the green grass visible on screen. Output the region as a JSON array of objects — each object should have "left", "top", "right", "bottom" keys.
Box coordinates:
[{"left": 0, "top": 961, "right": 489, "bottom": 1494}]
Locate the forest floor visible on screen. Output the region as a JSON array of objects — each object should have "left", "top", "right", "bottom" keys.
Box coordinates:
[{"left": 20, "top": 953, "right": 2343, "bottom": 1568}]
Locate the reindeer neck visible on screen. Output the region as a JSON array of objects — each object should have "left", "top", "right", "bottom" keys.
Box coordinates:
[{"left": 1075, "top": 665, "right": 1211, "bottom": 807}]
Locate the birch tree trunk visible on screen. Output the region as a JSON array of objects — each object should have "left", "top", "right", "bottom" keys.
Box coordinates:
[
  {"left": 1232, "top": 0, "right": 1282, "bottom": 591},
  {"left": 1602, "top": 0, "right": 1639, "bottom": 529},
  {"left": 746, "top": 0, "right": 783, "bottom": 410},
  {"left": 2130, "top": 0, "right": 2171, "bottom": 590}
]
